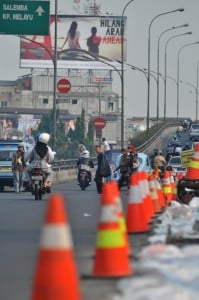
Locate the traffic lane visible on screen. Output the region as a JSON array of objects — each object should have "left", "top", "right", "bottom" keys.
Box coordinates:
[
  {"left": 0, "top": 183, "right": 113, "bottom": 300},
  {"left": 0, "top": 191, "right": 47, "bottom": 300},
  {"left": 0, "top": 182, "right": 150, "bottom": 300}
]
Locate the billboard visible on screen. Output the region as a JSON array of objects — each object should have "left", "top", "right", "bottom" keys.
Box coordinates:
[{"left": 20, "top": 15, "right": 127, "bottom": 70}]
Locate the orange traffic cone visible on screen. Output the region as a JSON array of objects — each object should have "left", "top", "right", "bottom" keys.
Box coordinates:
[
  {"left": 148, "top": 173, "right": 161, "bottom": 213},
  {"left": 186, "top": 143, "right": 199, "bottom": 179},
  {"left": 126, "top": 173, "right": 149, "bottom": 233},
  {"left": 31, "top": 193, "right": 81, "bottom": 300},
  {"left": 161, "top": 171, "right": 172, "bottom": 204},
  {"left": 109, "top": 180, "right": 132, "bottom": 256},
  {"left": 92, "top": 181, "right": 132, "bottom": 277},
  {"left": 169, "top": 173, "right": 177, "bottom": 200},
  {"left": 139, "top": 171, "right": 155, "bottom": 221},
  {"left": 154, "top": 177, "right": 166, "bottom": 208}
]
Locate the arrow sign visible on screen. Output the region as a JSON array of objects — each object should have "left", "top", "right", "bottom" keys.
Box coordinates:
[
  {"left": 0, "top": 1, "right": 50, "bottom": 35},
  {"left": 35, "top": 6, "right": 45, "bottom": 17}
]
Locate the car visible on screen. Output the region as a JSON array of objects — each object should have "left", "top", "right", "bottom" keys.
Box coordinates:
[
  {"left": 166, "top": 156, "right": 187, "bottom": 179},
  {"left": 137, "top": 152, "right": 152, "bottom": 173},
  {"left": 105, "top": 149, "right": 152, "bottom": 181},
  {"left": 0, "top": 139, "right": 28, "bottom": 192},
  {"left": 189, "top": 123, "right": 199, "bottom": 141}
]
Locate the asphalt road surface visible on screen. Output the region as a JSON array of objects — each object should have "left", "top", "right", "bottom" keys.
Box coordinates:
[{"left": 0, "top": 181, "right": 150, "bottom": 300}]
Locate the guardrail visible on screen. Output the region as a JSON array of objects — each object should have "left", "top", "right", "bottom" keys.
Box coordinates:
[
  {"left": 136, "top": 122, "right": 178, "bottom": 152},
  {"left": 52, "top": 122, "right": 178, "bottom": 171}
]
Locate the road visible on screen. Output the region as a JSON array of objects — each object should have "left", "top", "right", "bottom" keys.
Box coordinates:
[
  {"left": 0, "top": 181, "right": 149, "bottom": 300},
  {"left": 0, "top": 129, "right": 190, "bottom": 300}
]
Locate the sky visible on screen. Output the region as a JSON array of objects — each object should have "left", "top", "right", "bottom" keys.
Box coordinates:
[{"left": 1, "top": 0, "right": 199, "bottom": 120}]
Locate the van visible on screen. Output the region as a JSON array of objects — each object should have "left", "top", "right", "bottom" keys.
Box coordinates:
[{"left": 0, "top": 140, "right": 28, "bottom": 192}]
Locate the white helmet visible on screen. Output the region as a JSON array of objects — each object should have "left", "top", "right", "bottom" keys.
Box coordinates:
[
  {"left": 39, "top": 133, "right": 50, "bottom": 144},
  {"left": 83, "top": 150, "right": 89, "bottom": 158}
]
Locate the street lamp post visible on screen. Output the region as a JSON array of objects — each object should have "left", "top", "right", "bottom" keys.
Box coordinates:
[
  {"left": 197, "top": 60, "right": 199, "bottom": 120},
  {"left": 156, "top": 24, "right": 188, "bottom": 122},
  {"left": 147, "top": 8, "right": 184, "bottom": 135},
  {"left": 52, "top": 0, "right": 58, "bottom": 151},
  {"left": 177, "top": 42, "right": 199, "bottom": 121},
  {"left": 131, "top": 65, "right": 158, "bottom": 136},
  {"left": 121, "top": 0, "right": 136, "bottom": 148},
  {"left": 18, "top": 35, "right": 57, "bottom": 148},
  {"left": 164, "top": 31, "right": 192, "bottom": 123}
]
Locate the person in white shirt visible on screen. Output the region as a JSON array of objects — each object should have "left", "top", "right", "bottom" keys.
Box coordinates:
[{"left": 102, "top": 137, "right": 111, "bottom": 161}]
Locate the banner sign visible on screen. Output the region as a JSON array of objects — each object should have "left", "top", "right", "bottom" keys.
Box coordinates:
[{"left": 20, "top": 15, "right": 127, "bottom": 69}]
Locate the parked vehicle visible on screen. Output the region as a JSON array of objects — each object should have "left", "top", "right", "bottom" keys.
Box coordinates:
[
  {"left": 30, "top": 167, "right": 50, "bottom": 200},
  {"left": 166, "top": 156, "right": 187, "bottom": 179},
  {"left": 189, "top": 123, "right": 199, "bottom": 141}
]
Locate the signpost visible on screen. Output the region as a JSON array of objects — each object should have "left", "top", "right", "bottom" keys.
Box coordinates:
[
  {"left": 57, "top": 79, "right": 71, "bottom": 94},
  {"left": 0, "top": 0, "right": 50, "bottom": 35},
  {"left": 94, "top": 117, "right": 106, "bottom": 129}
]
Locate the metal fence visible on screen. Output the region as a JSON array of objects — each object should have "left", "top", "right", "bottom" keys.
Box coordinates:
[{"left": 52, "top": 122, "right": 178, "bottom": 171}]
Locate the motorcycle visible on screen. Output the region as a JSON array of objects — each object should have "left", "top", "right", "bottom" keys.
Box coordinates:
[
  {"left": 78, "top": 164, "right": 91, "bottom": 191},
  {"left": 30, "top": 167, "right": 51, "bottom": 200},
  {"left": 118, "top": 171, "right": 130, "bottom": 190}
]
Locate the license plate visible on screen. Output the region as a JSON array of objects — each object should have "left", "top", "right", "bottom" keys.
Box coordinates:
[
  {"left": 31, "top": 175, "right": 43, "bottom": 180},
  {"left": 80, "top": 164, "right": 90, "bottom": 171},
  {"left": 0, "top": 167, "right": 11, "bottom": 172}
]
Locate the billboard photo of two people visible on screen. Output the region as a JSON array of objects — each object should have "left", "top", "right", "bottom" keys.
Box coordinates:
[{"left": 20, "top": 15, "right": 127, "bottom": 69}]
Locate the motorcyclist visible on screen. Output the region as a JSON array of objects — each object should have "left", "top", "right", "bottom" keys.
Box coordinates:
[
  {"left": 151, "top": 148, "right": 159, "bottom": 169},
  {"left": 152, "top": 150, "right": 166, "bottom": 175},
  {"left": 182, "top": 142, "right": 191, "bottom": 151},
  {"left": 26, "top": 132, "right": 54, "bottom": 192},
  {"left": 115, "top": 148, "right": 131, "bottom": 189},
  {"left": 127, "top": 144, "right": 140, "bottom": 175},
  {"left": 166, "top": 143, "right": 174, "bottom": 162},
  {"left": 173, "top": 142, "right": 182, "bottom": 156},
  {"left": 77, "top": 148, "right": 94, "bottom": 184}
]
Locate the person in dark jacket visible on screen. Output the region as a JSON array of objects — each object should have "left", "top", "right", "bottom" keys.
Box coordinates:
[
  {"left": 12, "top": 144, "right": 26, "bottom": 194},
  {"left": 94, "top": 145, "right": 111, "bottom": 194},
  {"left": 26, "top": 133, "right": 54, "bottom": 191}
]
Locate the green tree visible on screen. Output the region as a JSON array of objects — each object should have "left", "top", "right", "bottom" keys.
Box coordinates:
[
  {"left": 66, "top": 109, "right": 94, "bottom": 158},
  {"left": 34, "top": 110, "right": 68, "bottom": 159}
]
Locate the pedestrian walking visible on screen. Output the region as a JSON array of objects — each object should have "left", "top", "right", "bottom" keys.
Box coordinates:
[
  {"left": 12, "top": 144, "right": 26, "bottom": 194},
  {"left": 94, "top": 145, "right": 111, "bottom": 194},
  {"left": 102, "top": 137, "right": 111, "bottom": 161}
]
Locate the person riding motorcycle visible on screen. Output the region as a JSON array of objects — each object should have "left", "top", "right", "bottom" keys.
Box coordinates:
[
  {"left": 77, "top": 149, "right": 94, "bottom": 184},
  {"left": 26, "top": 133, "right": 54, "bottom": 192},
  {"left": 182, "top": 142, "right": 191, "bottom": 151},
  {"left": 152, "top": 150, "right": 166, "bottom": 176},
  {"left": 115, "top": 148, "right": 132, "bottom": 189},
  {"left": 127, "top": 144, "right": 140, "bottom": 175}
]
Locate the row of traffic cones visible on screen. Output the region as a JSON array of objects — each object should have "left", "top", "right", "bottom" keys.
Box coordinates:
[
  {"left": 31, "top": 183, "right": 132, "bottom": 299},
  {"left": 31, "top": 171, "right": 178, "bottom": 299},
  {"left": 31, "top": 144, "right": 199, "bottom": 299}
]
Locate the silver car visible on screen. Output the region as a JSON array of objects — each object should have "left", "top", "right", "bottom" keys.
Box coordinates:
[{"left": 166, "top": 156, "right": 187, "bottom": 178}]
